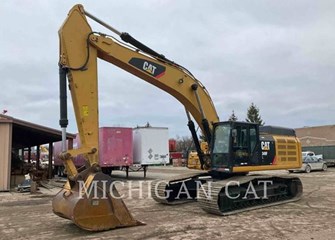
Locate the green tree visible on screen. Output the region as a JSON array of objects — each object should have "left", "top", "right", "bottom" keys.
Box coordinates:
[
  {"left": 246, "top": 103, "right": 265, "bottom": 125},
  {"left": 228, "top": 110, "right": 238, "bottom": 121}
]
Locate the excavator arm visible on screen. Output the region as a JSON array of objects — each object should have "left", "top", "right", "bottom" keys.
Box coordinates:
[{"left": 53, "top": 4, "right": 219, "bottom": 231}]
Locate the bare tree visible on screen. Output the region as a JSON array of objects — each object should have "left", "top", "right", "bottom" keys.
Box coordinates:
[{"left": 175, "top": 135, "right": 195, "bottom": 153}]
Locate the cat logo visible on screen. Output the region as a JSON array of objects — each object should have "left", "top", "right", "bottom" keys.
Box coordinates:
[
  {"left": 143, "top": 61, "right": 157, "bottom": 75},
  {"left": 261, "top": 141, "right": 270, "bottom": 151},
  {"left": 128, "top": 58, "right": 166, "bottom": 78}
]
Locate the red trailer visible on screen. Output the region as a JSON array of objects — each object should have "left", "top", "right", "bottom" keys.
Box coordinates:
[
  {"left": 169, "top": 139, "right": 177, "bottom": 152},
  {"left": 54, "top": 127, "right": 133, "bottom": 176},
  {"left": 99, "top": 127, "right": 133, "bottom": 175}
]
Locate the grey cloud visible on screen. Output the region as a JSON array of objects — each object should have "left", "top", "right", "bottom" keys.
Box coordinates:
[{"left": 1, "top": 0, "right": 334, "bottom": 138}]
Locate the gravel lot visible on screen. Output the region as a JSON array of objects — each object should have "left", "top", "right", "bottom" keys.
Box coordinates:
[{"left": 0, "top": 166, "right": 334, "bottom": 240}]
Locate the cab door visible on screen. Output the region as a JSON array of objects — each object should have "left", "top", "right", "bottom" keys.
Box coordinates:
[{"left": 231, "top": 123, "right": 259, "bottom": 166}]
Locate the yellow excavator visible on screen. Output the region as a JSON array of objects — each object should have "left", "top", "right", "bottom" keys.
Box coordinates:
[{"left": 53, "top": 4, "right": 303, "bottom": 231}]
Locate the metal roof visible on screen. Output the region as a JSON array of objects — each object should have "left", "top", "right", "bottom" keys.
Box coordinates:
[{"left": 0, "top": 114, "right": 76, "bottom": 149}]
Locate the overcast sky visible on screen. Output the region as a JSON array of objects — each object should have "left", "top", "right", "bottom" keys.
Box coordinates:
[{"left": 1, "top": 0, "right": 335, "bottom": 138}]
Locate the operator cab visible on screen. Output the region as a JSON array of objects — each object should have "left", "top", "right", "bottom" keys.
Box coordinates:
[{"left": 211, "top": 121, "right": 260, "bottom": 172}]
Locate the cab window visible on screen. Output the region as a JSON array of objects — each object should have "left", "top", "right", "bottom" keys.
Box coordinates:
[{"left": 213, "top": 125, "right": 230, "bottom": 154}]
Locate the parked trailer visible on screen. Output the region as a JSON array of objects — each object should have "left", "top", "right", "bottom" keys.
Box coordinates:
[
  {"left": 168, "top": 138, "right": 184, "bottom": 165},
  {"left": 54, "top": 127, "right": 133, "bottom": 176},
  {"left": 126, "top": 126, "right": 169, "bottom": 178},
  {"left": 169, "top": 139, "right": 177, "bottom": 152},
  {"left": 133, "top": 126, "right": 169, "bottom": 165}
]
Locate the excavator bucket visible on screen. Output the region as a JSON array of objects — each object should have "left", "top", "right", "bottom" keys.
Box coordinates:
[{"left": 52, "top": 172, "right": 143, "bottom": 231}]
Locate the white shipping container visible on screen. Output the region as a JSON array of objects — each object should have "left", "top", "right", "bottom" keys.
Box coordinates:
[{"left": 133, "top": 127, "right": 169, "bottom": 165}]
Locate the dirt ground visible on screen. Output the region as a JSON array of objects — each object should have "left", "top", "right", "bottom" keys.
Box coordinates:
[{"left": 0, "top": 166, "right": 334, "bottom": 240}]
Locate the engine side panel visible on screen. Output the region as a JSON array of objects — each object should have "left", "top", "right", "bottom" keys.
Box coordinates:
[{"left": 232, "top": 135, "right": 302, "bottom": 173}]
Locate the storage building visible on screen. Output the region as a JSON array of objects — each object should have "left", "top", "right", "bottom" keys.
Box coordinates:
[{"left": 295, "top": 125, "right": 335, "bottom": 159}]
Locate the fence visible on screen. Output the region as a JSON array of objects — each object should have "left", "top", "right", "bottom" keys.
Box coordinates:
[{"left": 302, "top": 145, "right": 335, "bottom": 159}]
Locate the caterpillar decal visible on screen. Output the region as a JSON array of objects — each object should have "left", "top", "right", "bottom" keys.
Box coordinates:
[{"left": 129, "top": 58, "right": 166, "bottom": 78}]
